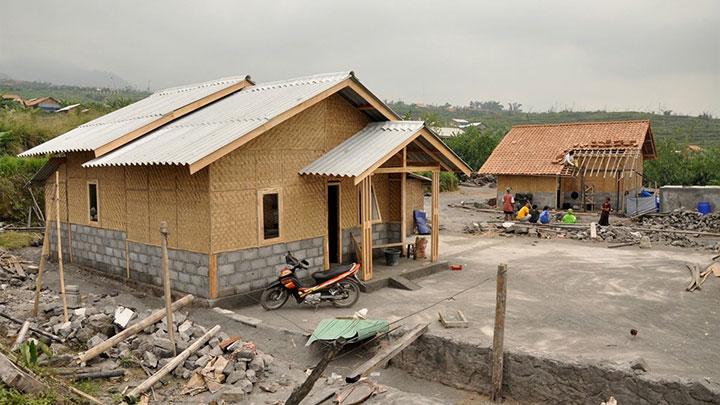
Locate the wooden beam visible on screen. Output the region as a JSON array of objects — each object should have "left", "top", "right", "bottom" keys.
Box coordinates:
[
  {"left": 490, "top": 263, "right": 508, "bottom": 402},
  {"left": 208, "top": 253, "right": 218, "bottom": 299},
  {"left": 353, "top": 133, "right": 427, "bottom": 185},
  {"left": 345, "top": 323, "right": 429, "bottom": 383},
  {"left": 360, "top": 177, "right": 373, "bottom": 280},
  {"left": 55, "top": 172, "right": 68, "bottom": 323},
  {"left": 372, "top": 165, "right": 441, "bottom": 174},
  {"left": 346, "top": 81, "right": 399, "bottom": 121},
  {"left": 413, "top": 140, "right": 453, "bottom": 172},
  {"left": 431, "top": 170, "right": 440, "bottom": 262},
  {"left": 356, "top": 104, "right": 374, "bottom": 111},
  {"left": 95, "top": 79, "right": 252, "bottom": 157},
  {"left": 401, "top": 170, "right": 407, "bottom": 256},
  {"left": 419, "top": 129, "right": 473, "bottom": 175}
]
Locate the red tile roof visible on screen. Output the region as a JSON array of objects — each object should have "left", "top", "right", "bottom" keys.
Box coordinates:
[{"left": 478, "top": 120, "right": 654, "bottom": 175}]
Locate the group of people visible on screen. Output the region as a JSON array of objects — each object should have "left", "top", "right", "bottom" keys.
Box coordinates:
[{"left": 502, "top": 188, "right": 612, "bottom": 225}]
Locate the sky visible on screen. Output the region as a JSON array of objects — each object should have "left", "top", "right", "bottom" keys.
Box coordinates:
[{"left": 1, "top": 0, "right": 718, "bottom": 115}]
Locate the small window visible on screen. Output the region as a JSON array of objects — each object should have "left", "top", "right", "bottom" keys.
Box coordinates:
[
  {"left": 261, "top": 191, "right": 280, "bottom": 241},
  {"left": 88, "top": 182, "right": 99, "bottom": 222},
  {"left": 358, "top": 186, "right": 381, "bottom": 224}
]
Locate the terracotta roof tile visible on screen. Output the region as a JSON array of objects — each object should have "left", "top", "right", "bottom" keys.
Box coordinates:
[{"left": 478, "top": 120, "right": 652, "bottom": 175}]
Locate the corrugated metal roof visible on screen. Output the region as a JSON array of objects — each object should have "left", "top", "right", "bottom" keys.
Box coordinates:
[
  {"left": 478, "top": 120, "right": 653, "bottom": 176},
  {"left": 300, "top": 121, "right": 424, "bottom": 178},
  {"left": 83, "top": 72, "right": 353, "bottom": 168},
  {"left": 18, "top": 76, "right": 251, "bottom": 157}
]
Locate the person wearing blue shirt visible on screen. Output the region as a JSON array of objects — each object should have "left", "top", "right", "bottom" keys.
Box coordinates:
[{"left": 539, "top": 206, "right": 551, "bottom": 224}]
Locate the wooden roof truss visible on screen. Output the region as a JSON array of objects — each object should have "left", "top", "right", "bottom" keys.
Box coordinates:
[{"left": 566, "top": 147, "right": 641, "bottom": 179}]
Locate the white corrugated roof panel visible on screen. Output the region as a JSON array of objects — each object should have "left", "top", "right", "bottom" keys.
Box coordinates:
[
  {"left": 83, "top": 72, "right": 353, "bottom": 168},
  {"left": 18, "top": 76, "right": 250, "bottom": 157},
  {"left": 299, "top": 121, "right": 425, "bottom": 178}
]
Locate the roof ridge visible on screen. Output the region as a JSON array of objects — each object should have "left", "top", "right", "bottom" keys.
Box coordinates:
[
  {"left": 249, "top": 71, "right": 352, "bottom": 92},
  {"left": 153, "top": 75, "right": 251, "bottom": 96},
  {"left": 512, "top": 119, "right": 650, "bottom": 129}
]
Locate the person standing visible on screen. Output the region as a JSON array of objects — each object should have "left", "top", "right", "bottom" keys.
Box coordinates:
[
  {"left": 502, "top": 188, "right": 515, "bottom": 221},
  {"left": 599, "top": 197, "right": 611, "bottom": 226}
]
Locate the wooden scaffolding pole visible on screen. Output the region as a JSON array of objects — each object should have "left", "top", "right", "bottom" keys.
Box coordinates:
[
  {"left": 159, "top": 221, "right": 176, "bottom": 356},
  {"left": 400, "top": 148, "right": 407, "bottom": 257},
  {"left": 360, "top": 176, "right": 373, "bottom": 280},
  {"left": 431, "top": 170, "right": 440, "bottom": 262},
  {"left": 32, "top": 220, "right": 51, "bottom": 317},
  {"left": 54, "top": 172, "right": 69, "bottom": 323}
]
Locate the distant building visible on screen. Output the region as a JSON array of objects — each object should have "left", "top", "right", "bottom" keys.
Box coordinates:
[
  {"left": 436, "top": 127, "right": 464, "bottom": 139},
  {"left": 2, "top": 94, "right": 23, "bottom": 102},
  {"left": 55, "top": 103, "right": 81, "bottom": 114},
  {"left": 24, "top": 97, "right": 62, "bottom": 112}
]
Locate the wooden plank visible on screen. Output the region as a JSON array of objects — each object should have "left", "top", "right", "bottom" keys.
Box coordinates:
[
  {"left": 11, "top": 321, "right": 31, "bottom": 352},
  {"left": 372, "top": 165, "right": 441, "bottom": 174},
  {"left": 0, "top": 352, "right": 50, "bottom": 396},
  {"left": 400, "top": 150, "right": 407, "bottom": 256},
  {"left": 419, "top": 129, "right": 472, "bottom": 175},
  {"left": 33, "top": 220, "right": 51, "bottom": 316},
  {"left": 208, "top": 253, "right": 218, "bottom": 299},
  {"left": 490, "top": 264, "right": 508, "bottom": 402},
  {"left": 431, "top": 171, "right": 440, "bottom": 262},
  {"left": 345, "top": 323, "right": 429, "bottom": 383}
]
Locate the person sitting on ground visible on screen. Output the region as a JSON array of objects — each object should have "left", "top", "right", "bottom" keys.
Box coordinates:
[
  {"left": 539, "top": 206, "right": 551, "bottom": 224},
  {"left": 598, "top": 197, "right": 611, "bottom": 226},
  {"left": 502, "top": 188, "right": 515, "bottom": 221},
  {"left": 562, "top": 208, "right": 577, "bottom": 224},
  {"left": 516, "top": 201, "right": 532, "bottom": 221},
  {"left": 528, "top": 204, "right": 540, "bottom": 223}
]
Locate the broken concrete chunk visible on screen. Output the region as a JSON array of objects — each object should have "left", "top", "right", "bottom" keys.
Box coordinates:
[
  {"left": 194, "top": 354, "right": 211, "bottom": 368},
  {"left": 114, "top": 307, "right": 136, "bottom": 329},
  {"left": 245, "top": 368, "right": 257, "bottom": 383},
  {"left": 87, "top": 333, "right": 108, "bottom": 349},
  {"left": 208, "top": 337, "right": 220, "bottom": 348},
  {"left": 153, "top": 337, "right": 175, "bottom": 352},
  {"left": 629, "top": 357, "right": 649, "bottom": 373},
  {"left": 73, "top": 307, "right": 87, "bottom": 318},
  {"left": 209, "top": 346, "right": 223, "bottom": 357},
  {"left": 226, "top": 369, "right": 246, "bottom": 385},
  {"left": 248, "top": 356, "right": 264, "bottom": 372},
  {"left": 258, "top": 382, "right": 278, "bottom": 393},
  {"left": 219, "top": 336, "right": 241, "bottom": 351},
  {"left": 178, "top": 320, "right": 193, "bottom": 335},
  {"left": 220, "top": 386, "right": 246, "bottom": 402},
  {"left": 143, "top": 351, "right": 158, "bottom": 368}
]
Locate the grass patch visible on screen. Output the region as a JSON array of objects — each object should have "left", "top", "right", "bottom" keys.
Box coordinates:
[
  {"left": 0, "top": 231, "right": 35, "bottom": 249},
  {"left": 0, "top": 386, "right": 56, "bottom": 405},
  {"left": 73, "top": 380, "right": 101, "bottom": 396}
]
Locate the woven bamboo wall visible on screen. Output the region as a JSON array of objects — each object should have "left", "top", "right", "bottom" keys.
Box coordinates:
[
  {"left": 406, "top": 178, "right": 425, "bottom": 234},
  {"left": 388, "top": 177, "right": 401, "bottom": 222},
  {"left": 209, "top": 94, "right": 370, "bottom": 253},
  {"left": 47, "top": 153, "right": 211, "bottom": 253},
  {"left": 372, "top": 174, "right": 391, "bottom": 222},
  {"left": 339, "top": 177, "right": 358, "bottom": 229}
]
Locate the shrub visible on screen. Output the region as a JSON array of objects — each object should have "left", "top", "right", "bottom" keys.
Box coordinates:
[
  {"left": 0, "top": 156, "right": 47, "bottom": 223},
  {"left": 417, "top": 171, "right": 459, "bottom": 192}
]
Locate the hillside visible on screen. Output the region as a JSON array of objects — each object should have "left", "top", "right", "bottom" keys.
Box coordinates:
[
  {"left": 389, "top": 102, "right": 720, "bottom": 146},
  {"left": 0, "top": 78, "right": 150, "bottom": 107}
]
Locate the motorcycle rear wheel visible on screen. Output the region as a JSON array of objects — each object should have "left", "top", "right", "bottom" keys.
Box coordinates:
[
  {"left": 260, "top": 286, "right": 289, "bottom": 310},
  {"left": 332, "top": 280, "right": 360, "bottom": 308}
]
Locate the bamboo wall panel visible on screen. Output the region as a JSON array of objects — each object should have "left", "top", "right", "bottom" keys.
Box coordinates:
[
  {"left": 148, "top": 166, "right": 177, "bottom": 191},
  {"left": 176, "top": 190, "right": 210, "bottom": 252},
  {"left": 126, "top": 190, "right": 149, "bottom": 242},
  {"left": 372, "top": 174, "right": 391, "bottom": 222},
  {"left": 66, "top": 178, "right": 86, "bottom": 224},
  {"left": 211, "top": 190, "right": 257, "bottom": 252},
  {"left": 98, "top": 167, "right": 126, "bottom": 230},
  {"left": 44, "top": 181, "right": 67, "bottom": 221},
  {"left": 325, "top": 94, "right": 370, "bottom": 150},
  {"left": 406, "top": 179, "right": 425, "bottom": 234},
  {"left": 125, "top": 166, "right": 148, "bottom": 190},
  {"left": 340, "top": 177, "right": 359, "bottom": 229},
  {"left": 148, "top": 189, "right": 178, "bottom": 247},
  {"left": 388, "top": 177, "right": 401, "bottom": 222},
  {"left": 210, "top": 152, "right": 255, "bottom": 192}
]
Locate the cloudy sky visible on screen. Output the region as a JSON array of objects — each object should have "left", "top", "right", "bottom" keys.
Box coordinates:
[{"left": 1, "top": 1, "right": 718, "bottom": 115}]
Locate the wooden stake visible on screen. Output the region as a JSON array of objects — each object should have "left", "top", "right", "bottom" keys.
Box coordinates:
[
  {"left": 286, "top": 339, "right": 344, "bottom": 405},
  {"left": 33, "top": 220, "right": 51, "bottom": 317},
  {"left": 11, "top": 321, "right": 31, "bottom": 352},
  {"left": 490, "top": 263, "right": 508, "bottom": 402},
  {"left": 160, "top": 221, "right": 176, "bottom": 356},
  {"left": 125, "top": 325, "right": 221, "bottom": 402},
  {"left": 78, "top": 295, "right": 194, "bottom": 364},
  {"left": 55, "top": 172, "right": 68, "bottom": 323},
  {"left": 431, "top": 170, "right": 440, "bottom": 262}
]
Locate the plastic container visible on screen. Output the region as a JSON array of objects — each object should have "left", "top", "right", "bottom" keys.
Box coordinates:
[
  {"left": 383, "top": 249, "right": 401, "bottom": 266},
  {"left": 697, "top": 201, "right": 712, "bottom": 215}
]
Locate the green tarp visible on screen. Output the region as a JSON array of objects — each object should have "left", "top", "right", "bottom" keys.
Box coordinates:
[{"left": 306, "top": 319, "right": 389, "bottom": 346}]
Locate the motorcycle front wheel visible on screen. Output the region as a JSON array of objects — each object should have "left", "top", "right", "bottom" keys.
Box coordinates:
[
  {"left": 332, "top": 280, "right": 360, "bottom": 308},
  {"left": 260, "top": 286, "right": 289, "bottom": 310}
]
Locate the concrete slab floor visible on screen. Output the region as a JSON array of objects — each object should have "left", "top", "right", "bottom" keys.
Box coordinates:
[{"left": 234, "top": 233, "right": 720, "bottom": 384}]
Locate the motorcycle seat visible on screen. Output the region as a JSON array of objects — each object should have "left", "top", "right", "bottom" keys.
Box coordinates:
[{"left": 312, "top": 265, "right": 353, "bottom": 282}]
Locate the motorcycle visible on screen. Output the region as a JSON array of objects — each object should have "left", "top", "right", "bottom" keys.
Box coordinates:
[{"left": 259, "top": 252, "right": 362, "bottom": 310}]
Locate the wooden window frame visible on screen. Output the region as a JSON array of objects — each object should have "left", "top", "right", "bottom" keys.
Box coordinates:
[
  {"left": 257, "top": 187, "right": 282, "bottom": 245},
  {"left": 87, "top": 179, "right": 100, "bottom": 225}
]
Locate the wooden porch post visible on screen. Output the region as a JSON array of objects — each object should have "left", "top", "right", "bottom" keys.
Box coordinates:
[
  {"left": 360, "top": 176, "right": 373, "bottom": 280},
  {"left": 400, "top": 147, "right": 407, "bottom": 257},
  {"left": 431, "top": 170, "right": 440, "bottom": 262}
]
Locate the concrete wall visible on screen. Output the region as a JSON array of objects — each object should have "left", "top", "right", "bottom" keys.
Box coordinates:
[
  {"left": 48, "top": 223, "right": 209, "bottom": 298},
  {"left": 341, "top": 223, "right": 402, "bottom": 263},
  {"left": 393, "top": 333, "right": 720, "bottom": 404},
  {"left": 215, "top": 236, "right": 324, "bottom": 298},
  {"left": 660, "top": 186, "right": 720, "bottom": 213}
]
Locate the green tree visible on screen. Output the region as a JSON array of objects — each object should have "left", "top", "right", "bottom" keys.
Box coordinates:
[{"left": 444, "top": 126, "right": 501, "bottom": 170}]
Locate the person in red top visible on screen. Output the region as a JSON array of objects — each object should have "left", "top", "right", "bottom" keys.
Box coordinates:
[
  {"left": 502, "top": 188, "right": 515, "bottom": 221},
  {"left": 599, "top": 197, "right": 611, "bottom": 226}
]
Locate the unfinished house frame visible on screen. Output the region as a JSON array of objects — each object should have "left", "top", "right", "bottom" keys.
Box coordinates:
[
  {"left": 478, "top": 121, "right": 656, "bottom": 212},
  {"left": 20, "top": 72, "right": 472, "bottom": 303}
]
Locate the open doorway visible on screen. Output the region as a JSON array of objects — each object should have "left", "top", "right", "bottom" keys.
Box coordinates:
[{"left": 327, "top": 182, "right": 340, "bottom": 264}]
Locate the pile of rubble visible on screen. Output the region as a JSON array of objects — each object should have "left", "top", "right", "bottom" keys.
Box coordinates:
[
  {"left": 0, "top": 249, "right": 36, "bottom": 287},
  {"left": 635, "top": 209, "right": 720, "bottom": 233},
  {"left": 460, "top": 173, "right": 496, "bottom": 188},
  {"left": 32, "top": 296, "right": 281, "bottom": 400}
]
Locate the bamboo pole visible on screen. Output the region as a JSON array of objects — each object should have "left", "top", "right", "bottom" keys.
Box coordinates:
[
  {"left": 78, "top": 295, "right": 194, "bottom": 364},
  {"left": 125, "top": 325, "right": 221, "bottom": 402},
  {"left": 0, "top": 312, "right": 64, "bottom": 342},
  {"left": 431, "top": 170, "right": 440, "bottom": 262},
  {"left": 286, "top": 339, "right": 344, "bottom": 405},
  {"left": 160, "top": 221, "right": 176, "bottom": 356},
  {"left": 54, "top": 172, "right": 68, "bottom": 323},
  {"left": 490, "top": 263, "right": 508, "bottom": 402},
  {"left": 32, "top": 220, "right": 51, "bottom": 316}
]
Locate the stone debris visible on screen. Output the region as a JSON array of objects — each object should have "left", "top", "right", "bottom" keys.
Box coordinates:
[
  {"left": 460, "top": 173, "right": 497, "bottom": 188},
  {"left": 636, "top": 209, "right": 720, "bottom": 233},
  {"left": 113, "top": 306, "right": 135, "bottom": 329}
]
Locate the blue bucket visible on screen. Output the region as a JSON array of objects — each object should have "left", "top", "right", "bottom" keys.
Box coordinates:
[{"left": 697, "top": 201, "right": 712, "bottom": 215}]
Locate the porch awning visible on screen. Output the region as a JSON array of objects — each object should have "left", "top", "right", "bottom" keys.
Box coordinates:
[{"left": 299, "top": 120, "right": 471, "bottom": 182}]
